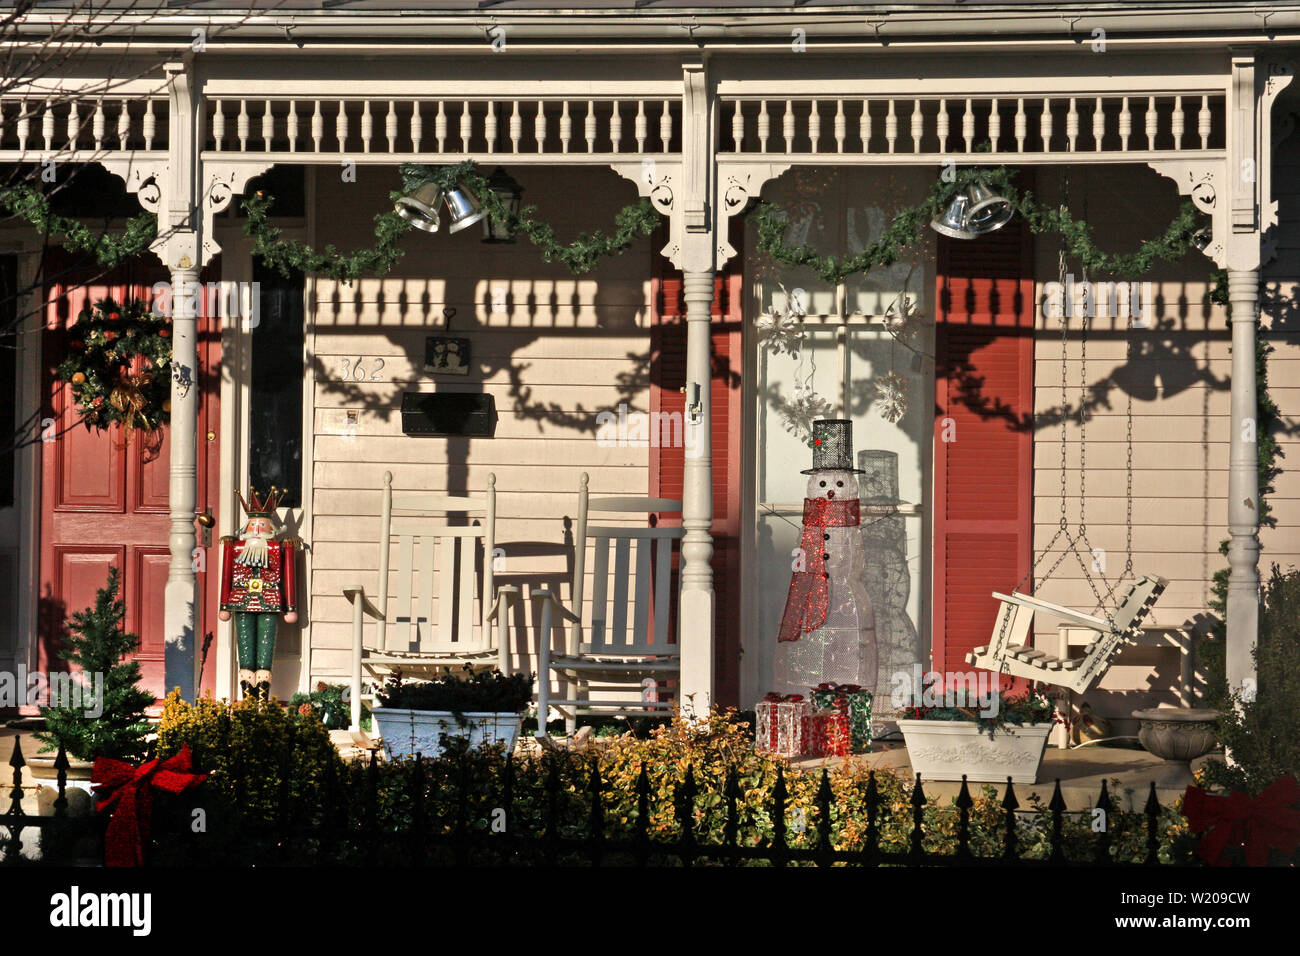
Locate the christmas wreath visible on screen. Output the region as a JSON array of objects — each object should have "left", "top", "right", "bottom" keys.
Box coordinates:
[{"left": 55, "top": 298, "right": 172, "bottom": 440}]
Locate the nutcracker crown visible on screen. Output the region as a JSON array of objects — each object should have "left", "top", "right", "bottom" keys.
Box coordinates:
[{"left": 234, "top": 486, "right": 284, "bottom": 519}]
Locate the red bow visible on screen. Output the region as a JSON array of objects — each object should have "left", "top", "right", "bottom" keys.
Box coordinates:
[
  {"left": 1182, "top": 775, "right": 1300, "bottom": 867},
  {"left": 764, "top": 692, "right": 805, "bottom": 702},
  {"left": 91, "top": 745, "right": 208, "bottom": 867}
]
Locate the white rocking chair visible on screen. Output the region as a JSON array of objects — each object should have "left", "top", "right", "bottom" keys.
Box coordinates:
[
  {"left": 343, "top": 471, "right": 520, "bottom": 732},
  {"left": 966, "top": 574, "right": 1168, "bottom": 694},
  {"left": 534, "top": 473, "right": 685, "bottom": 737}
]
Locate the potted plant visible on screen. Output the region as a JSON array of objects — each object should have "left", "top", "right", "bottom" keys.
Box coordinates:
[
  {"left": 896, "top": 687, "right": 1055, "bottom": 784},
  {"left": 32, "top": 567, "right": 153, "bottom": 794},
  {"left": 372, "top": 666, "right": 533, "bottom": 759}
]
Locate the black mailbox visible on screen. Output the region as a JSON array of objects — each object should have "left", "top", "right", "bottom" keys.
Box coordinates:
[{"left": 400, "top": 392, "right": 498, "bottom": 437}]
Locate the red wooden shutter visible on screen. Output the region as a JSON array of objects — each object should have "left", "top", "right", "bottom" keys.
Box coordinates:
[
  {"left": 649, "top": 223, "right": 744, "bottom": 707},
  {"left": 932, "top": 218, "right": 1034, "bottom": 678}
]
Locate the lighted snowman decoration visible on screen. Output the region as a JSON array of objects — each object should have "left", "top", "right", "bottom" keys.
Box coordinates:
[{"left": 775, "top": 419, "right": 878, "bottom": 695}]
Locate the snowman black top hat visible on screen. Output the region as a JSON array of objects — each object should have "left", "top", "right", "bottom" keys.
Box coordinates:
[{"left": 801, "top": 419, "right": 866, "bottom": 474}]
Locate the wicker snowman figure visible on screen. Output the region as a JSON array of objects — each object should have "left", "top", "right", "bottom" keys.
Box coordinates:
[
  {"left": 218, "top": 488, "right": 299, "bottom": 702},
  {"left": 775, "top": 420, "right": 878, "bottom": 694}
]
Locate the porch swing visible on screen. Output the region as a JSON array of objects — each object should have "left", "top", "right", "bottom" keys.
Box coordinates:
[{"left": 965, "top": 240, "right": 1167, "bottom": 695}]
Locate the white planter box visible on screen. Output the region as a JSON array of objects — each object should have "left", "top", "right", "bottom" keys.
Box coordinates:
[
  {"left": 372, "top": 708, "right": 523, "bottom": 759},
  {"left": 897, "top": 720, "right": 1052, "bottom": 784}
]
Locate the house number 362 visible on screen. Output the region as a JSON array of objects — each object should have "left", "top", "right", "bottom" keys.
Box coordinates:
[{"left": 338, "top": 358, "right": 386, "bottom": 381}]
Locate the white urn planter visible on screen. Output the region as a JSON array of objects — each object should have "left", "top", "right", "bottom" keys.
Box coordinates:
[
  {"left": 372, "top": 708, "right": 523, "bottom": 759},
  {"left": 898, "top": 720, "right": 1052, "bottom": 784}
]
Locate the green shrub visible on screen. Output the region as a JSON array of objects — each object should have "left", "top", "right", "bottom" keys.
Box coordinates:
[
  {"left": 154, "top": 690, "right": 347, "bottom": 861},
  {"left": 289, "top": 681, "right": 370, "bottom": 731},
  {"left": 1202, "top": 564, "right": 1300, "bottom": 795}
]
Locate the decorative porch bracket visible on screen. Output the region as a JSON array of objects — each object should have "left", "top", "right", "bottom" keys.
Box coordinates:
[{"left": 1147, "top": 50, "right": 1291, "bottom": 714}]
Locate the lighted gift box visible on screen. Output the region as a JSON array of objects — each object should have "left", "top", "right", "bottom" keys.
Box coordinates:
[
  {"left": 811, "top": 682, "right": 873, "bottom": 754},
  {"left": 755, "top": 694, "right": 810, "bottom": 757}
]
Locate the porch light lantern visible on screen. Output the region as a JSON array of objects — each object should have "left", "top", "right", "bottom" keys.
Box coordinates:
[
  {"left": 395, "top": 182, "right": 444, "bottom": 233},
  {"left": 482, "top": 166, "right": 523, "bottom": 243}
]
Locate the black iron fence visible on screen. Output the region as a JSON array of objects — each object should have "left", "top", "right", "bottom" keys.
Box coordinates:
[{"left": 2, "top": 737, "right": 1214, "bottom": 866}]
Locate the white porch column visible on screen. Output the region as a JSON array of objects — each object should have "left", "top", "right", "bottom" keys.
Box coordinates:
[
  {"left": 164, "top": 255, "right": 201, "bottom": 700},
  {"left": 1225, "top": 268, "right": 1260, "bottom": 701},
  {"left": 679, "top": 270, "right": 716, "bottom": 716},
  {"left": 159, "top": 57, "right": 203, "bottom": 700}
]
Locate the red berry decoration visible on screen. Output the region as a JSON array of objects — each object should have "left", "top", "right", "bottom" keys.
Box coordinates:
[
  {"left": 108, "top": 312, "right": 120, "bottom": 321},
  {"left": 158, "top": 328, "right": 170, "bottom": 338}
]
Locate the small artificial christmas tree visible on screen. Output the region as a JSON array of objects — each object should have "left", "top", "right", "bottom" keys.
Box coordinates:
[{"left": 37, "top": 566, "right": 153, "bottom": 762}]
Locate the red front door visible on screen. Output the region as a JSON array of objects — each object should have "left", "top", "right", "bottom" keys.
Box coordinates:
[{"left": 37, "top": 252, "right": 221, "bottom": 703}]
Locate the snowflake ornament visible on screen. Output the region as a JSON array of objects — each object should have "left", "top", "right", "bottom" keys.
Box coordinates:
[
  {"left": 778, "top": 382, "right": 833, "bottom": 443},
  {"left": 873, "top": 371, "right": 908, "bottom": 423},
  {"left": 755, "top": 310, "right": 807, "bottom": 356}
]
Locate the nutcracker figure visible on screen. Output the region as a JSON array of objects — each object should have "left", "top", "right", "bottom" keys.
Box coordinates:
[{"left": 218, "top": 487, "right": 298, "bottom": 701}]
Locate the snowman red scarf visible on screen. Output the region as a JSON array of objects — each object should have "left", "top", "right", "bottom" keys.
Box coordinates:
[{"left": 778, "top": 497, "right": 861, "bottom": 642}]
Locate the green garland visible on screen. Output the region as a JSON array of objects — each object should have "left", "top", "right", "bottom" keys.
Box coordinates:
[
  {"left": 754, "top": 165, "right": 1204, "bottom": 284},
  {"left": 0, "top": 184, "right": 157, "bottom": 268},
  {"left": 244, "top": 160, "right": 662, "bottom": 283}
]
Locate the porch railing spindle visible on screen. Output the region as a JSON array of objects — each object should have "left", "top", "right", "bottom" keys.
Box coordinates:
[
  {"left": 66, "top": 100, "right": 79, "bottom": 151},
  {"left": 534, "top": 100, "right": 547, "bottom": 153},
  {"left": 486, "top": 100, "right": 498, "bottom": 154},
  {"left": 560, "top": 100, "right": 572, "bottom": 153},
  {"left": 92, "top": 100, "right": 105, "bottom": 150},
  {"left": 1093, "top": 96, "right": 1105, "bottom": 151},
  {"left": 731, "top": 99, "right": 743, "bottom": 152},
  {"left": 808, "top": 100, "right": 821, "bottom": 152},
  {"left": 635, "top": 99, "right": 647, "bottom": 152},
  {"left": 936, "top": 98, "right": 949, "bottom": 152},
  {"left": 783, "top": 99, "right": 795, "bottom": 153},
  {"left": 116, "top": 100, "right": 129, "bottom": 150},
  {"left": 262, "top": 99, "right": 275, "bottom": 151},
  {"left": 989, "top": 98, "right": 1001, "bottom": 152},
  {"left": 1199, "top": 94, "right": 1211, "bottom": 149},
  {"left": 1172, "top": 95, "right": 1185, "bottom": 149},
  {"left": 659, "top": 98, "right": 672, "bottom": 151},
  {"left": 288, "top": 100, "right": 300, "bottom": 152},
  {"left": 1067, "top": 96, "right": 1079, "bottom": 151},
  {"left": 460, "top": 100, "right": 472, "bottom": 153},
  {"left": 834, "top": 98, "right": 845, "bottom": 153},
  {"left": 1014, "top": 97, "right": 1026, "bottom": 152},
  {"left": 312, "top": 100, "right": 324, "bottom": 152},
  {"left": 333, "top": 100, "right": 346, "bottom": 153},
  {"left": 584, "top": 99, "right": 596, "bottom": 153},
  {"left": 1145, "top": 95, "right": 1158, "bottom": 149},
  {"left": 384, "top": 99, "right": 396, "bottom": 153},
  {"left": 43, "top": 100, "right": 55, "bottom": 151},
  {"left": 409, "top": 100, "right": 422, "bottom": 153},
  {"left": 884, "top": 99, "right": 896, "bottom": 154},
  {"left": 1120, "top": 96, "right": 1132, "bottom": 151},
  {"left": 757, "top": 99, "right": 769, "bottom": 153},
  {"left": 962, "top": 97, "right": 974, "bottom": 152},
  {"left": 436, "top": 100, "right": 447, "bottom": 153}
]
